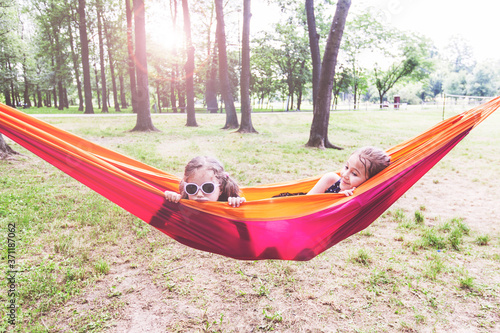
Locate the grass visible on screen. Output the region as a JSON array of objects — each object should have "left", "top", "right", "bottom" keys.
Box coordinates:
[{"left": 1, "top": 107, "right": 499, "bottom": 331}]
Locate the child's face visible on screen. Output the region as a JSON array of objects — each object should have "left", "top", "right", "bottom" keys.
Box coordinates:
[
  {"left": 339, "top": 153, "right": 368, "bottom": 191},
  {"left": 185, "top": 167, "right": 221, "bottom": 202}
]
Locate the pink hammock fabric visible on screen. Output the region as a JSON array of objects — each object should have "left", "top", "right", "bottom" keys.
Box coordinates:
[{"left": 1, "top": 98, "right": 499, "bottom": 260}]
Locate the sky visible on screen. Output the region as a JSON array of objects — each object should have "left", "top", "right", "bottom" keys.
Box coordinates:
[{"left": 252, "top": 0, "right": 500, "bottom": 63}]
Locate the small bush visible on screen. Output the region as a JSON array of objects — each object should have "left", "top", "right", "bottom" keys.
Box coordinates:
[{"left": 448, "top": 227, "right": 464, "bottom": 250}]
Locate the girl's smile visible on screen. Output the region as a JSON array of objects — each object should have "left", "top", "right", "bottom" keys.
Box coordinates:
[{"left": 339, "top": 154, "right": 368, "bottom": 191}]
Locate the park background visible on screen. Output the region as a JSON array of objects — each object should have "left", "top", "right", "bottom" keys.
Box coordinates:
[{"left": 1, "top": 0, "right": 500, "bottom": 332}]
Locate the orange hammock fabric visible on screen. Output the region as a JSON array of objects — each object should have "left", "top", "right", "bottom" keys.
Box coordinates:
[{"left": 1, "top": 98, "right": 499, "bottom": 260}]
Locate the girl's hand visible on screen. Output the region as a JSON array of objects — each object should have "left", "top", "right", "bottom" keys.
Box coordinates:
[
  {"left": 339, "top": 187, "right": 356, "bottom": 197},
  {"left": 228, "top": 197, "right": 246, "bottom": 207},
  {"left": 165, "top": 190, "right": 182, "bottom": 203}
]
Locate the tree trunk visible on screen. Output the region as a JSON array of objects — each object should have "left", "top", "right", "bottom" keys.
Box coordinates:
[
  {"left": 182, "top": 0, "right": 197, "bottom": 126},
  {"left": 68, "top": 5, "right": 84, "bottom": 111},
  {"left": 214, "top": 0, "right": 238, "bottom": 129},
  {"left": 126, "top": 0, "right": 138, "bottom": 113},
  {"left": 170, "top": 69, "right": 177, "bottom": 112},
  {"left": 205, "top": 14, "right": 218, "bottom": 113},
  {"left": 94, "top": 62, "right": 101, "bottom": 109},
  {"left": 119, "top": 75, "right": 128, "bottom": 108},
  {"left": 78, "top": 0, "right": 94, "bottom": 114},
  {"left": 131, "top": 0, "right": 158, "bottom": 131},
  {"left": 305, "top": 0, "right": 321, "bottom": 110},
  {"left": 238, "top": 0, "right": 257, "bottom": 133},
  {"left": 306, "top": 0, "right": 350, "bottom": 149},
  {"left": 0, "top": 134, "right": 18, "bottom": 159},
  {"left": 103, "top": 16, "right": 121, "bottom": 112},
  {"left": 97, "top": 9, "right": 108, "bottom": 113}
]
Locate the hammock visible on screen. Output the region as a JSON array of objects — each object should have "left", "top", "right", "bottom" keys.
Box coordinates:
[{"left": 1, "top": 98, "right": 499, "bottom": 260}]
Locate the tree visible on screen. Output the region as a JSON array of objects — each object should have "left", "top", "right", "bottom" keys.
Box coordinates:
[
  {"left": 214, "top": 0, "right": 238, "bottom": 129},
  {"left": 78, "top": 0, "right": 94, "bottom": 113},
  {"left": 237, "top": 0, "right": 257, "bottom": 133},
  {"left": 125, "top": 0, "right": 137, "bottom": 113},
  {"left": 373, "top": 37, "right": 431, "bottom": 108},
  {"left": 96, "top": 3, "right": 108, "bottom": 113},
  {"left": 0, "top": 133, "right": 18, "bottom": 158},
  {"left": 103, "top": 14, "right": 121, "bottom": 112},
  {"left": 68, "top": 2, "right": 84, "bottom": 111},
  {"left": 468, "top": 62, "right": 497, "bottom": 96},
  {"left": 445, "top": 35, "right": 476, "bottom": 73},
  {"left": 306, "top": 0, "right": 350, "bottom": 149},
  {"left": 131, "top": 0, "right": 158, "bottom": 131},
  {"left": 342, "top": 11, "right": 385, "bottom": 109},
  {"left": 182, "top": 0, "right": 197, "bottom": 126},
  {"left": 305, "top": 0, "right": 320, "bottom": 110}
]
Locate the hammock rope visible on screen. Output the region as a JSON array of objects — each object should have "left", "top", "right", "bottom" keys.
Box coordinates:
[{"left": 1, "top": 98, "right": 499, "bottom": 260}]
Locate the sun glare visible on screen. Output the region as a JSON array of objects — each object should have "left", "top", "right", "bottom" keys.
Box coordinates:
[{"left": 146, "top": 2, "right": 183, "bottom": 52}]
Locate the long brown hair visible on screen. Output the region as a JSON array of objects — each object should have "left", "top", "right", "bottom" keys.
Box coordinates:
[{"left": 179, "top": 156, "right": 241, "bottom": 201}]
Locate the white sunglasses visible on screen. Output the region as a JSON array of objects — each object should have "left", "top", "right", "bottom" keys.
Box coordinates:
[{"left": 184, "top": 182, "right": 220, "bottom": 195}]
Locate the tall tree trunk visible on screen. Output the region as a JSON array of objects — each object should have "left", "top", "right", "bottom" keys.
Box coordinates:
[
  {"left": 306, "top": 0, "right": 321, "bottom": 110},
  {"left": 0, "top": 134, "right": 18, "bottom": 159},
  {"left": 94, "top": 61, "right": 101, "bottom": 109},
  {"left": 4, "top": 89, "right": 12, "bottom": 107},
  {"left": 126, "top": 0, "right": 138, "bottom": 113},
  {"left": 131, "top": 0, "right": 158, "bottom": 131},
  {"left": 53, "top": 86, "right": 58, "bottom": 109},
  {"left": 119, "top": 74, "right": 127, "bottom": 108},
  {"left": 68, "top": 5, "right": 84, "bottom": 111},
  {"left": 214, "top": 0, "right": 238, "bottom": 129},
  {"left": 37, "top": 87, "right": 42, "bottom": 107},
  {"left": 97, "top": 8, "right": 108, "bottom": 113},
  {"left": 78, "top": 0, "right": 94, "bottom": 114},
  {"left": 170, "top": 69, "right": 177, "bottom": 113},
  {"left": 306, "top": 0, "right": 350, "bottom": 149},
  {"left": 182, "top": 0, "right": 197, "bottom": 126},
  {"left": 103, "top": 16, "right": 121, "bottom": 112},
  {"left": 205, "top": 4, "right": 218, "bottom": 113},
  {"left": 238, "top": 0, "right": 257, "bottom": 133},
  {"left": 206, "top": 42, "right": 219, "bottom": 113}
]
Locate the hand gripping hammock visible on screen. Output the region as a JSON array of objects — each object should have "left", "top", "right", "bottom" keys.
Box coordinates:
[{"left": 1, "top": 98, "right": 499, "bottom": 260}]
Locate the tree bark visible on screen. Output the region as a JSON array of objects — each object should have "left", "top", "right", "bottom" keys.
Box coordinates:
[
  {"left": 97, "top": 8, "right": 108, "bottom": 113},
  {"left": 205, "top": 8, "right": 218, "bottom": 113},
  {"left": 0, "top": 134, "right": 18, "bottom": 159},
  {"left": 131, "top": 0, "right": 158, "bottom": 131},
  {"left": 237, "top": 0, "right": 257, "bottom": 133},
  {"left": 126, "top": 0, "right": 138, "bottom": 113},
  {"left": 182, "top": 0, "right": 197, "bottom": 126},
  {"left": 306, "top": 0, "right": 350, "bottom": 149},
  {"left": 119, "top": 75, "right": 128, "bottom": 108},
  {"left": 103, "top": 16, "right": 121, "bottom": 112},
  {"left": 305, "top": 0, "right": 321, "bottom": 110},
  {"left": 214, "top": 0, "right": 238, "bottom": 129},
  {"left": 78, "top": 0, "right": 94, "bottom": 114},
  {"left": 68, "top": 4, "right": 84, "bottom": 111}
]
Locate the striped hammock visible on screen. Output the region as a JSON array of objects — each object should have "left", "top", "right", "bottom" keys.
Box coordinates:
[{"left": 1, "top": 98, "right": 499, "bottom": 260}]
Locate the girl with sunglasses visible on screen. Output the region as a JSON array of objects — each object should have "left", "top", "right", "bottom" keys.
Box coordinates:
[{"left": 164, "top": 156, "right": 246, "bottom": 207}]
